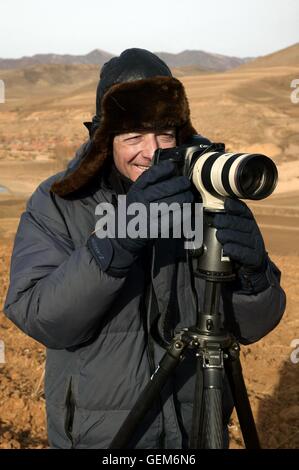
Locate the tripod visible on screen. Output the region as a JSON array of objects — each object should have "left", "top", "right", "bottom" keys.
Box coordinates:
[{"left": 109, "top": 210, "right": 261, "bottom": 449}]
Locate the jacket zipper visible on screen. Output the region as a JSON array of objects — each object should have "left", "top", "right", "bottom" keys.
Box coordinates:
[{"left": 144, "top": 247, "right": 166, "bottom": 448}]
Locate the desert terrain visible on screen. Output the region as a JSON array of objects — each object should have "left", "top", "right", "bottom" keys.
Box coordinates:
[{"left": 0, "top": 44, "right": 298, "bottom": 448}]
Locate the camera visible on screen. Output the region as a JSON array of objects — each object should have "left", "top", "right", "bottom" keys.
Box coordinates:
[{"left": 152, "top": 135, "right": 278, "bottom": 210}]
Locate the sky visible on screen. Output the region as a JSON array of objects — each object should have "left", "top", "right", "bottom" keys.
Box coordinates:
[{"left": 0, "top": 0, "right": 298, "bottom": 59}]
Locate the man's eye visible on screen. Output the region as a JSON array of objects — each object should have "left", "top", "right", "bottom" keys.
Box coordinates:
[
  {"left": 125, "top": 135, "right": 142, "bottom": 142},
  {"left": 158, "top": 134, "right": 175, "bottom": 141}
]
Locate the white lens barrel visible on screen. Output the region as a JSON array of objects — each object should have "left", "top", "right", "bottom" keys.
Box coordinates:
[
  {"left": 192, "top": 150, "right": 277, "bottom": 210},
  {"left": 210, "top": 153, "right": 235, "bottom": 196},
  {"left": 192, "top": 151, "right": 227, "bottom": 209},
  {"left": 227, "top": 154, "right": 250, "bottom": 197}
]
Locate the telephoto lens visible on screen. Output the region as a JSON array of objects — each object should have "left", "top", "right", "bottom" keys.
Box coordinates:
[
  {"left": 192, "top": 150, "right": 278, "bottom": 209},
  {"left": 152, "top": 136, "right": 278, "bottom": 210}
]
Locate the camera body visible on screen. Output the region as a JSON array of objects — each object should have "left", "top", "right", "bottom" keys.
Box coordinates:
[{"left": 152, "top": 135, "right": 278, "bottom": 210}]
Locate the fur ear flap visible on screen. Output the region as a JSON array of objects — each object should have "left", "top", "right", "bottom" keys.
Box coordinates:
[
  {"left": 50, "top": 76, "right": 197, "bottom": 198},
  {"left": 50, "top": 132, "right": 111, "bottom": 198}
]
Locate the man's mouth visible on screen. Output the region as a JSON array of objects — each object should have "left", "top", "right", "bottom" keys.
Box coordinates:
[{"left": 134, "top": 164, "right": 150, "bottom": 170}]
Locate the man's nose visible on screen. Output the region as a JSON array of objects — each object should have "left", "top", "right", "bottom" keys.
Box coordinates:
[{"left": 141, "top": 134, "right": 159, "bottom": 160}]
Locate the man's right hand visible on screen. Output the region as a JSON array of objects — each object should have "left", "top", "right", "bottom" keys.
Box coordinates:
[
  {"left": 87, "top": 160, "right": 194, "bottom": 277},
  {"left": 117, "top": 160, "right": 194, "bottom": 254}
]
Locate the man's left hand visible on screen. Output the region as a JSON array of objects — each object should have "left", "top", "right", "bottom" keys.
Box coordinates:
[{"left": 213, "top": 197, "right": 267, "bottom": 273}]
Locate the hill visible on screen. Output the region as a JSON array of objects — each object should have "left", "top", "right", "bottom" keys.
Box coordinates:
[
  {"left": 235, "top": 42, "right": 299, "bottom": 70},
  {"left": 0, "top": 49, "right": 113, "bottom": 70},
  {"left": 0, "top": 48, "right": 251, "bottom": 72}
]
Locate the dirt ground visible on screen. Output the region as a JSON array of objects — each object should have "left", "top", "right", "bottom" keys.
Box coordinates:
[{"left": 0, "top": 57, "right": 298, "bottom": 448}]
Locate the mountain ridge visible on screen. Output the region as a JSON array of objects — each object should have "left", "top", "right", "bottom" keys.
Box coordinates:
[{"left": 0, "top": 48, "right": 252, "bottom": 71}]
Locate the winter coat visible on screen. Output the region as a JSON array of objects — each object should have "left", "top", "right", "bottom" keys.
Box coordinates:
[{"left": 3, "top": 142, "right": 286, "bottom": 448}]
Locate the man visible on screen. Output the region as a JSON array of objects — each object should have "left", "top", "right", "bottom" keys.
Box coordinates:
[{"left": 3, "top": 48, "right": 286, "bottom": 449}]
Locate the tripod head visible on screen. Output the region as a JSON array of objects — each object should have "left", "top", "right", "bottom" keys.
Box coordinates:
[{"left": 192, "top": 208, "right": 235, "bottom": 282}]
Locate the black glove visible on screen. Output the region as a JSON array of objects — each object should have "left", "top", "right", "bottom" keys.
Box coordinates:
[
  {"left": 213, "top": 197, "right": 270, "bottom": 293},
  {"left": 88, "top": 160, "right": 194, "bottom": 277}
]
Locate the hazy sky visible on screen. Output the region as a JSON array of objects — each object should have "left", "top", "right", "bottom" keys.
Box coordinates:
[{"left": 0, "top": 0, "right": 298, "bottom": 59}]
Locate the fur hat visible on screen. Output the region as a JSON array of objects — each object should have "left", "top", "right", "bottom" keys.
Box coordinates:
[{"left": 50, "top": 49, "right": 197, "bottom": 198}]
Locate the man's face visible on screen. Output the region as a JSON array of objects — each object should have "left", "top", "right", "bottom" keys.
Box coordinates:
[{"left": 113, "top": 130, "right": 176, "bottom": 181}]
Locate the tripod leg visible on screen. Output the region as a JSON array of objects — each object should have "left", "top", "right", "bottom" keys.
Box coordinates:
[
  {"left": 109, "top": 336, "right": 189, "bottom": 449},
  {"left": 198, "top": 343, "right": 224, "bottom": 449},
  {"left": 225, "top": 345, "right": 261, "bottom": 449},
  {"left": 190, "top": 358, "right": 203, "bottom": 448},
  {"left": 200, "top": 361, "right": 224, "bottom": 448}
]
